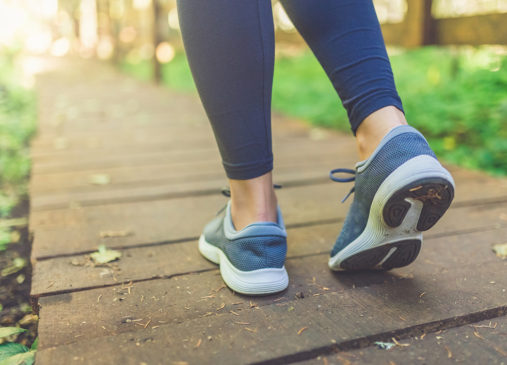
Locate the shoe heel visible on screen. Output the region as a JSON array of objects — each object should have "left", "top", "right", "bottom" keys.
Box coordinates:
[
  {"left": 383, "top": 177, "right": 455, "bottom": 231},
  {"left": 198, "top": 235, "right": 220, "bottom": 264}
]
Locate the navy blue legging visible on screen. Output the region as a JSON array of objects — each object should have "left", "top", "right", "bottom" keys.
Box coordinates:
[{"left": 177, "top": 0, "right": 403, "bottom": 180}]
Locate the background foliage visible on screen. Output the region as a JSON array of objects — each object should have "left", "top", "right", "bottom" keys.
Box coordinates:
[
  {"left": 0, "top": 50, "right": 36, "bottom": 239},
  {"left": 122, "top": 46, "right": 507, "bottom": 176}
]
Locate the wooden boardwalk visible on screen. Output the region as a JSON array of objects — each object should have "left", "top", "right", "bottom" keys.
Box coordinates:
[{"left": 29, "top": 57, "right": 507, "bottom": 364}]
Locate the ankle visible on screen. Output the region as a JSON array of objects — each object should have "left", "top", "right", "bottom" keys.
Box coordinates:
[
  {"left": 229, "top": 173, "right": 278, "bottom": 230},
  {"left": 356, "top": 106, "right": 407, "bottom": 160}
]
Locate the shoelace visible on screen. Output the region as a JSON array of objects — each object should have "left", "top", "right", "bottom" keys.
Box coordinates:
[
  {"left": 216, "top": 184, "right": 282, "bottom": 215},
  {"left": 329, "top": 168, "right": 356, "bottom": 203}
]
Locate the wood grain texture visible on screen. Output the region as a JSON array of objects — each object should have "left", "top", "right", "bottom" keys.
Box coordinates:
[
  {"left": 34, "top": 227, "right": 507, "bottom": 351},
  {"left": 35, "top": 260, "right": 507, "bottom": 363},
  {"left": 303, "top": 316, "right": 507, "bottom": 365}
]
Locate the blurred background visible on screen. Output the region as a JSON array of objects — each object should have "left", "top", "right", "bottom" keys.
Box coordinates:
[
  {"left": 1, "top": 0, "right": 506, "bottom": 177},
  {"left": 0, "top": 0, "right": 505, "bottom": 354}
]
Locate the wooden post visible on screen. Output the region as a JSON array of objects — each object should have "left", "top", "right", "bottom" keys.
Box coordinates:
[
  {"left": 402, "top": 0, "right": 435, "bottom": 48},
  {"left": 152, "top": 0, "right": 162, "bottom": 83}
]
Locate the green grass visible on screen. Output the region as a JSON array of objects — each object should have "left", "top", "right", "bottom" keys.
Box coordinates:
[
  {"left": 0, "top": 49, "right": 36, "bottom": 247},
  {"left": 120, "top": 46, "right": 507, "bottom": 176}
]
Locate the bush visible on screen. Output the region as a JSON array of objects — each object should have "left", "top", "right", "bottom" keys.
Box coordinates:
[{"left": 0, "top": 49, "right": 36, "bottom": 219}]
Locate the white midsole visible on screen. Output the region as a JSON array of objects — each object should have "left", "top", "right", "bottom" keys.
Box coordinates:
[
  {"left": 329, "top": 155, "right": 454, "bottom": 270},
  {"left": 198, "top": 235, "right": 289, "bottom": 295}
]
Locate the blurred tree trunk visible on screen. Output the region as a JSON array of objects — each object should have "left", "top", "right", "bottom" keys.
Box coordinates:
[
  {"left": 152, "top": 0, "right": 162, "bottom": 83},
  {"left": 59, "top": 0, "right": 81, "bottom": 39},
  {"left": 402, "top": 0, "right": 435, "bottom": 47}
]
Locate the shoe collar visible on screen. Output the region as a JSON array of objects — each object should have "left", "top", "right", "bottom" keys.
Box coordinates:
[
  {"left": 223, "top": 201, "right": 287, "bottom": 240},
  {"left": 355, "top": 125, "right": 426, "bottom": 174}
]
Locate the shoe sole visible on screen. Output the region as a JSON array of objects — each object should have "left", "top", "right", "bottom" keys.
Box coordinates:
[
  {"left": 329, "top": 155, "right": 455, "bottom": 271},
  {"left": 198, "top": 235, "right": 289, "bottom": 295}
]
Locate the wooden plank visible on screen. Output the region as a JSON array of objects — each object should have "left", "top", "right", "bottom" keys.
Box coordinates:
[
  {"left": 28, "top": 177, "right": 507, "bottom": 259},
  {"left": 35, "top": 257, "right": 507, "bottom": 363},
  {"left": 29, "top": 133, "right": 351, "bottom": 174},
  {"left": 29, "top": 163, "right": 507, "bottom": 211},
  {"left": 30, "top": 127, "right": 213, "bottom": 152},
  {"left": 30, "top": 217, "right": 507, "bottom": 296},
  {"left": 28, "top": 150, "right": 355, "bottom": 210},
  {"left": 29, "top": 135, "right": 352, "bottom": 183},
  {"left": 304, "top": 316, "right": 507, "bottom": 365},
  {"left": 28, "top": 182, "right": 348, "bottom": 259}
]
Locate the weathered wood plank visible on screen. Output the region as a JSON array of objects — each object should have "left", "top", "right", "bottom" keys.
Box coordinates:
[
  {"left": 29, "top": 113, "right": 332, "bottom": 155},
  {"left": 28, "top": 180, "right": 507, "bottom": 259},
  {"left": 30, "top": 218, "right": 507, "bottom": 296},
  {"left": 28, "top": 154, "right": 354, "bottom": 211},
  {"left": 304, "top": 316, "right": 507, "bottom": 365},
  {"left": 35, "top": 257, "right": 507, "bottom": 363},
  {"left": 29, "top": 133, "right": 350, "bottom": 175},
  {"left": 29, "top": 163, "right": 507, "bottom": 211}
]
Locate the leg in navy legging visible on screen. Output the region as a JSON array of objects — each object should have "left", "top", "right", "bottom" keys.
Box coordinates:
[
  {"left": 177, "top": 0, "right": 403, "bottom": 179},
  {"left": 280, "top": 0, "right": 403, "bottom": 134},
  {"left": 176, "top": 0, "right": 275, "bottom": 180}
]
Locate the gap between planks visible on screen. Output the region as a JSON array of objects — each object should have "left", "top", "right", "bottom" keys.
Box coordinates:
[{"left": 254, "top": 308, "right": 507, "bottom": 365}]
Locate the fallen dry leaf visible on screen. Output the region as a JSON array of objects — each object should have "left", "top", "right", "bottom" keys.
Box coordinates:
[
  {"left": 492, "top": 243, "right": 507, "bottom": 259},
  {"left": 90, "top": 245, "right": 122, "bottom": 264}
]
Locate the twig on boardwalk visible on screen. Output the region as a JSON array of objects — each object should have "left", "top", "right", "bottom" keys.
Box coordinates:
[
  {"left": 297, "top": 327, "right": 308, "bottom": 335},
  {"left": 470, "top": 321, "right": 497, "bottom": 329},
  {"left": 392, "top": 337, "right": 410, "bottom": 347},
  {"left": 473, "top": 330, "right": 484, "bottom": 340}
]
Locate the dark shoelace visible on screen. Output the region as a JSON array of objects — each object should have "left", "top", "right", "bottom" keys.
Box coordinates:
[
  {"left": 216, "top": 184, "right": 282, "bottom": 215},
  {"left": 329, "top": 168, "right": 356, "bottom": 203}
]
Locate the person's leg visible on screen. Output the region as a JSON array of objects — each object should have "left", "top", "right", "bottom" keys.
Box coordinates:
[
  {"left": 177, "top": 0, "right": 288, "bottom": 295},
  {"left": 280, "top": 0, "right": 455, "bottom": 271},
  {"left": 280, "top": 0, "right": 406, "bottom": 160},
  {"left": 177, "top": 0, "right": 277, "bottom": 230}
]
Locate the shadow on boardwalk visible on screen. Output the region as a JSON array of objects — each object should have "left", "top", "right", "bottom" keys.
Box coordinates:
[{"left": 29, "top": 56, "right": 507, "bottom": 364}]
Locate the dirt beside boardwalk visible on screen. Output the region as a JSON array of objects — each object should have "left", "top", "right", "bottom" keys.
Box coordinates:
[{"left": 0, "top": 199, "right": 38, "bottom": 347}]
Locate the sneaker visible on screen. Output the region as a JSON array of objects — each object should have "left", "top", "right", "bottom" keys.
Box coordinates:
[
  {"left": 328, "top": 125, "right": 455, "bottom": 271},
  {"left": 198, "top": 201, "right": 289, "bottom": 295}
]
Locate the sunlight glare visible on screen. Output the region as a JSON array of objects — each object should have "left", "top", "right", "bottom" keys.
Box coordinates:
[{"left": 156, "top": 42, "right": 175, "bottom": 63}]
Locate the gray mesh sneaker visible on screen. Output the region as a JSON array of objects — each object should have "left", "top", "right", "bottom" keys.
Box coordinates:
[
  {"left": 329, "top": 125, "right": 455, "bottom": 271},
  {"left": 199, "top": 201, "right": 288, "bottom": 295}
]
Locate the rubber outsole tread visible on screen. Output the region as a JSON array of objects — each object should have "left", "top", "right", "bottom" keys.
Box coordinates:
[
  {"left": 383, "top": 177, "right": 454, "bottom": 231},
  {"left": 339, "top": 177, "right": 453, "bottom": 271},
  {"left": 341, "top": 240, "right": 421, "bottom": 271}
]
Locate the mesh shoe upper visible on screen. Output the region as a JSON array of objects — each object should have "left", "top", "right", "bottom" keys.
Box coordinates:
[
  {"left": 203, "top": 202, "right": 287, "bottom": 271},
  {"left": 331, "top": 125, "right": 436, "bottom": 257}
]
